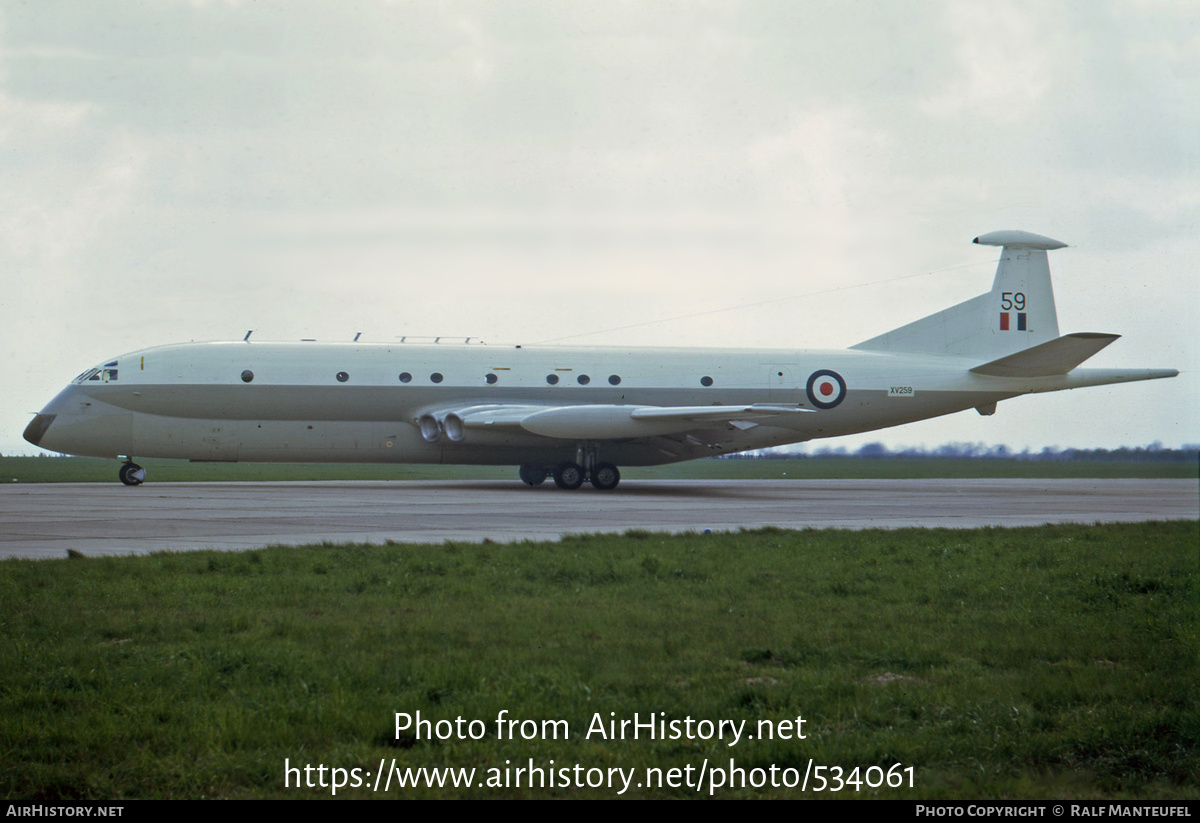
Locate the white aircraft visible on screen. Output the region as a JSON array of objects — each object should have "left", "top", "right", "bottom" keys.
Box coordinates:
[{"left": 24, "top": 231, "right": 1177, "bottom": 489}]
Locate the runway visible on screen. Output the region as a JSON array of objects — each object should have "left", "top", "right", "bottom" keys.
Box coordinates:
[{"left": 1, "top": 478, "right": 1195, "bottom": 560}]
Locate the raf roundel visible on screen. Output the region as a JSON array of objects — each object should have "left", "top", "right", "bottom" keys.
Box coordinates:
[{"left": 806, "top": 369, "right": 847, "bottom": 410}]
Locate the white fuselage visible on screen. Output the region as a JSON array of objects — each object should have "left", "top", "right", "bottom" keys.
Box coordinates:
[
  {"left": 26, "top": 339, "right": 1155, "bottom": 468},
  {"left": 25, "top": 231, "right": 1179, "bottom": 487}
]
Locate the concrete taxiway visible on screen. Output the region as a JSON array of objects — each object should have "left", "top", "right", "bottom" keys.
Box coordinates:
[{"left": 1, "top": 478, "right": 1195, "bottom": 560}]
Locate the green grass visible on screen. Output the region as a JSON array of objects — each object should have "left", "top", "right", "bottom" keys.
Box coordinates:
[
  {"left": 2, "top": 455, "right": 1194, "bottom": 483},
  {"left": 1, "top": 522, "right": 1196, "bottom": 799}
]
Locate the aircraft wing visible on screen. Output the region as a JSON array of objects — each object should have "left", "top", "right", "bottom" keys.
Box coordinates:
[{"left": 424, "top": 403, "right": 814, "bottom": 442}]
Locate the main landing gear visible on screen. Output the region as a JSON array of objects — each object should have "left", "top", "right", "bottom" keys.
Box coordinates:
[
  {"left": 118, "top": 460, "right": 145, "bottom": 486},
  {"left": 554, "top": 462, "right": 584, "bottom": 489},
  {"left": 519, "top": 456, "right": 621, "bottom": 491},
  {"left": 519, "top": 465, "right": 548, "bottom": 486},
  {"left": 589, "top": 462, "right": 620, "bottom": 491}
]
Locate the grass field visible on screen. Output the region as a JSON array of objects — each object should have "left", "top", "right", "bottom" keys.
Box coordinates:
[
  {"left": 1, "top": 454, "right": 1195, "bottom": 483},
  {"left": 1, "top": 521, "right": 1196, "bottom": 799}
]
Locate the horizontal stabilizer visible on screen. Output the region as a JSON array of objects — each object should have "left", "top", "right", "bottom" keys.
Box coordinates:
[{"left": 970, "top": 333, "right": 1120, "bottom": 377}]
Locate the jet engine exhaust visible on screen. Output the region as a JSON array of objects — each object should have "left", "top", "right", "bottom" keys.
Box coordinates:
[
  {"left": 443, "top": 414, "right": 465, "bottom": 442},
  {"left": 418, "top": 414, "right": 441, "bottom": 442}
]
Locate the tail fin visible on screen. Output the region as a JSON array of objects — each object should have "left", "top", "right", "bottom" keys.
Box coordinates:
[{"left": 851, "top": 230, "right": 1066, "bottom": 359}]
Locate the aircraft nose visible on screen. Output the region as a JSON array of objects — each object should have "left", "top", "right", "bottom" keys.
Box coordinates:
[
  {"left": 24, "top": 384, "right": 134, "bottom": 458},
  {"left": 23, "top": 413, "right": 57, "bottom": 448}
]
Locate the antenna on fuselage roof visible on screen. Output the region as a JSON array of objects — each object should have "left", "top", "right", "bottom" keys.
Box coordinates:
[
  {"left": 394, "top": 336, "right": 485, "bottom": 345},
  {"left": 243, "top": 330, "right": 255, "bottom": 342},
  {"left": 354, "top": 332, "right": 362, "bottom": 342}
]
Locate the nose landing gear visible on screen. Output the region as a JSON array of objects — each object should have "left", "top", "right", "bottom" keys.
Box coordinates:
[{"left": 118, "top": 461, "right": 145, "bottom": 486}]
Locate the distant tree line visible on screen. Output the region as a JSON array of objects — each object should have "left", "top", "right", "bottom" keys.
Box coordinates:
[{"left": 719, "top": 442, "right": 1200, "bottom": 462}]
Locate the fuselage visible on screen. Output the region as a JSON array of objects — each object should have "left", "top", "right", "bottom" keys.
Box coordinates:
[
  {"left": 24, "top": 231, "right": 1180, "bottom": 489},
  {"left": 25, "top": 339, "right": 1154, "bottom": 468}
]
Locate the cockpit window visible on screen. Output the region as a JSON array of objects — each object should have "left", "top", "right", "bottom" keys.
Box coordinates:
[{"left": 75, "top": 366, "right": 117, "bottom": 383}]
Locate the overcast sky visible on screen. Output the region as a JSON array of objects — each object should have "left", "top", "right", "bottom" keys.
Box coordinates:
[{"left": 3, "top": 0, "right": 1196, "bottom": 456}]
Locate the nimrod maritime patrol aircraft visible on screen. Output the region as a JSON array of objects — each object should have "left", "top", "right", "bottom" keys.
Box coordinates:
[{"left": 25, "top": 231, "right": 1178, "bottom": 489}]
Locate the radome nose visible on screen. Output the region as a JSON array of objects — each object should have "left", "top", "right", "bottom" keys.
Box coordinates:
[{"left": 23, "top": 414, "right": 57, "bottom": 448}]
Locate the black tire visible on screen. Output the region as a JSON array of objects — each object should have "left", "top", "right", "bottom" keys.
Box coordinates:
[
  {"left": 553, "top": 462, "right": 585, "bottom": 490},
  {"left": 119, "top": 462, "right": 145, "bottom": 486},
  {"left": 518, "top": 464, "right": 547, "bottom": 486},
  {"left": 589, "top": 462, "right": 620, "bottom": 490}
]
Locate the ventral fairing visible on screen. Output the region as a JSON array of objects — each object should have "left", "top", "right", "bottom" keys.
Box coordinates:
[{"left": 24, "top": 231, "right": 1178, "bottom": 489}]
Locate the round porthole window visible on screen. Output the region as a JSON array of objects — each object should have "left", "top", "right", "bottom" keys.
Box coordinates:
[
  {"left": 608, "top": 375, "right": 621, "bottom": 385},
  {"left": 399, "top": 372, "right": 412, "bottom": 383},
  {"left": 546, "top": 374, "right": 559, "bottom": 385},
  {"left": 701, "top": 376, "right": 714, "bottom": 387},
  {"left": 578, "top": 374, "right": 591, "bottom": 385},
  {"left": 430, "top": 372, "right": 444, "bottom": 383},
  {"left": 485, "top": 373, "right": 498, "bottom": 385},
  {"left": 336, "top": 371, "right": 349, "bottom": 383},
  {"left": 241, "top": 370, "right": 254, "bottom": 383}
]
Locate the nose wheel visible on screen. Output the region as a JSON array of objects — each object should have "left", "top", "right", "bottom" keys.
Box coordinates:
[{"left": 119, "top": 461, "right": 145, "bottom": 486}]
